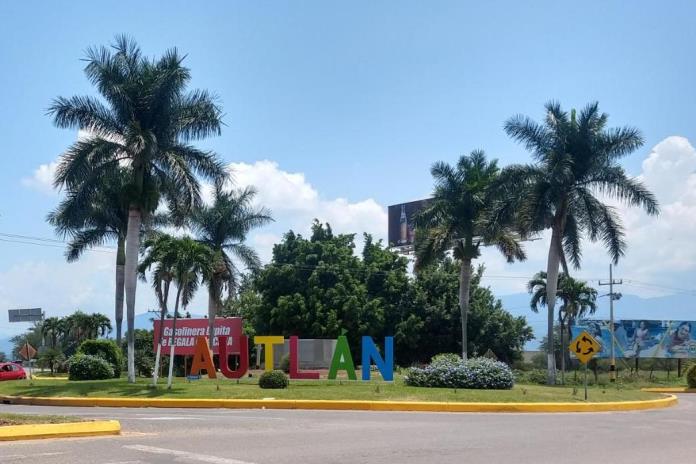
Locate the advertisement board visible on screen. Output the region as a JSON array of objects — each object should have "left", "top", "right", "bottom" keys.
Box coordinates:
[
  {"left": 570, "top": 319, "right": 696, "bottom": 359},
  {"left": 387, "top": 199, "right": 431, "bottom": 248},
  {"left": 153, "top": 318, "right": 243, "bottom": 355}
]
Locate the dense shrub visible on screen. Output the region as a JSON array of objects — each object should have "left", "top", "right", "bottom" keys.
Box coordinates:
[
  {"left": 687, "top": 364, "right": 696, "bottom": 388},
  {"left": 78, "top": 339, "right": 123, "bottom": 378},
  {"left": 514, "top": 369, "right": 548, "bottom": 385},
  {"left": 430, "top": 353, "right": 462, "bottom": 367},
  {"left": 68, "top": 354, "right": 114, "bottom": 381},
  {"left": 259, "top": 370, "right": 289, "bottom": 389},
  {"left": 404, "top": 356, "right": 514, "bottom": 390},
  {"left": 279, "top": 354, "right": 290, "bottom": 374}
]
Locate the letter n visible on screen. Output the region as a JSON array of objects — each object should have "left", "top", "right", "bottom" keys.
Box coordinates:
[{"left": 361, "top": 336, "right": 393, "bottom": 381}]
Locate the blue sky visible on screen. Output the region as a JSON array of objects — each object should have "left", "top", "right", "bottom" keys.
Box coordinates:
[{"left": 2, "top": 1, "right": 696, "bottom": 340}]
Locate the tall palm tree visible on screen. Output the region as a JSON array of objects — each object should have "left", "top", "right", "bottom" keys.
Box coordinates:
[
  {"left": 190, "top": 185, "right": 272, "bottom": 347},
  {"left": 48, "top": 36, "right": 226, "bottom": 382},
  {"left": 48, "top": 170, "right": 129, "bottom": 343},
  {"left": 528, "top": 271, "right": 597, "bottom": 382},
  {"left": 41, "top": 317, "right": 62, "bottom": 349},
  {"left": 415, "top": 150, "right": 526, "bottom": 359},
  {"left": 166, "top": 237, "right": 213, "bottom": 389},
  {"left": 502, "top": 102, "right": 659, "bottom": 384},
  {"left": 87, "top": 313, "right": 113, "bottom": 339},
  {"left": 139, "top": 232, "right": 177, "bottom": 385}
]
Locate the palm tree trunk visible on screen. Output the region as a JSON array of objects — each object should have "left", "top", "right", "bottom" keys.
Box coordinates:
[
  {"left": 207, "top": 278, "right": 220, "bottom": 349},
  {"left": 459, "top": 258, "right": 473, "bottom": 360},
  {"left": 115, "top": 237, "right": 126, "bottom": 345},
  {"left": 124, "top": 207, "right": 142, "bottom": 383},
  {"left": 545, "top": 224, "right": 562, "bottom": 385},
  {"left": 167, "top": 286, "right": 182, "bottom": 390}
]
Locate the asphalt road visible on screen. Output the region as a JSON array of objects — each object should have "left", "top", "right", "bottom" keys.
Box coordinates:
[{"left": 1, "top": 395, "right": 694, "bottom": 464}]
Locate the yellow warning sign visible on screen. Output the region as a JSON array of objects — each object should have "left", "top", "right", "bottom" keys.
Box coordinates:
[{"left": 569, "top": 331, "right": 601, "bottom": 364}]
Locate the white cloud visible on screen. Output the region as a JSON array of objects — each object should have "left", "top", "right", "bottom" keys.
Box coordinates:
[
  {"left": 21, "top": 161, "right": 58, "bottom": 195},
  {"left": 216, "top": 160, "right": 388, "bottom": 260}
]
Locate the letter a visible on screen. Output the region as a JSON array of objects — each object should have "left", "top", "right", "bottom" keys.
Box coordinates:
[
  {"left": 328, "top": 335, "right": 356, "bottom": 380},
  {"left": 190, "top": 336, "right": 216, "bottom": 379}
]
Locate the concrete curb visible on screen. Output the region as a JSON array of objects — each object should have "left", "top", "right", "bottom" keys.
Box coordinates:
[
  {"left": 642, "top": 387, "right": 696, "bottom": 393},
  {"left": 0, "top": 420, "right": 121, "bottom": 441},
  {"left": 0, "top": 394, "right": 677, "bottom": 413}
]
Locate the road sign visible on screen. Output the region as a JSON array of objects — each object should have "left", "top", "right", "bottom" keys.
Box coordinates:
[
  {"left": 570, "top": 330, "right": 601, "bottom": 364},
  {"left": 8, "top": 308, "right": 43, "bottom": 323},
  {"left": 19, "top": 343, "right": 37, "bottom": 360}
]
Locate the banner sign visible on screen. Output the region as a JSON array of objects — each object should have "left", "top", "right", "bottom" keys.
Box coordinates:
[
  {"left": 571, "top": 320, "right": 696, "bottom": 359},
  {"left": 153, "top": 318, "right": 242, "bottom": 355}
]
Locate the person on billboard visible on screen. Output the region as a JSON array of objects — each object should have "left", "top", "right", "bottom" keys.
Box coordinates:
[
  {"left": 630, "top": 321, "right": 652, "bottom": 358},
  {"left": 664, "top": 321, "right": 694, "bottom": 357}
]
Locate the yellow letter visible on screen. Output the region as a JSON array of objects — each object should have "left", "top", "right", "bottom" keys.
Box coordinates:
[{"left": 254, "top": 336, "right": 285, "bottom": 372}]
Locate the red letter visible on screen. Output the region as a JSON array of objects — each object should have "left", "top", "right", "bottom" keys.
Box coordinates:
[
  {"left": 289, "top": 336, "right": 320, "bottom": 380},
  {"left": 190, "top": 336, "right": 216, "bottom": 379},
  {"left": 219, "top": 335, "right": 248, "bottom": 379}
]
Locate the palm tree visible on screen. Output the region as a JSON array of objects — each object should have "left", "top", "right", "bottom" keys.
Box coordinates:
[
  {"left": 529, "top": 271, "right": 597, "bottom": 383},
  {"left": 415, "top": 150, "right": 526, "bottom": 359},
  {"left": 87, "top": 313, "right": 113, "bottom": 339},
  {"left": 41, "top": 317, "right": 62, "bottom": 349},
  {"left": 166, "top": 237, "right": 213, "bottom": 389},
  {"left": 48, "top": 170, "right": 129, "bottom": 343},
  {"left": 190, "top": 185, "right": 272, "bottom": 347},
  {"left": 502, "top": 102, "right": 659, "bottom": 384},
  {"left": 49, "top": 36, "right": 226, "bottom": 382},
  {"left": 139, "top": 232, "right": 177, "bottom": 385}
]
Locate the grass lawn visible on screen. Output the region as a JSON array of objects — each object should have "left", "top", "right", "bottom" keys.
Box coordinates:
[
  {"left": 0, "top": 377, "right": 661, "bottom": 403},
  {"left": 0, "top": 413, "right": 84, "bottom": 426}
]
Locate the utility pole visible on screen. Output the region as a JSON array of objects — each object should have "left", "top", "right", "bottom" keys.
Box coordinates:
[{"left": 599, "top": 264, "right": 622, "bottom": 382}]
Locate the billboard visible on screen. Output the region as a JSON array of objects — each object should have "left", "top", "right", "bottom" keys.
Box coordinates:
[
  {"left": 571, "top": 320, "right": 696, "bottom": 359},
  {"left": 153, "top": 318, "right": 243, "bottom": 356},
  {"left": 387, "top": 199, "right": 431, "bottom": 248},
  {"left": 8, "top": 308, "right": 43, "bottom": 323}
]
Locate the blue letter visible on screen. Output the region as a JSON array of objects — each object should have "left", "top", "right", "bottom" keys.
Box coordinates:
[{"left": 361, "top": 336, "right": 393, "bottom": 381}]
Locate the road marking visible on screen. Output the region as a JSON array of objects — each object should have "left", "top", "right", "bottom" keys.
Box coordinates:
[{"left": 124, "top": 445, "right": 256, "bottom": 464}]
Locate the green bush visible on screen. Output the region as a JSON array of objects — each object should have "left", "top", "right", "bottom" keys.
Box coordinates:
[
  {"left": 404, "top": 357, "right": 514, "bottom": 390},
  {"left": 68, "top": 354, "right": 114, "bottom": 381},
  {"left": 279, "top": 354, "right": 290, "bottom": 373},
  {"left": 259, "top": 370, "right": 289, "bottom": 389},
  {"left": 430, "top": 353, "right": 462, "bottom": 367},
  {"left": 78, "top": 339, "right": 123, "bottom": 378},
  {"left": 514, "top": 369, "right": 548, "bottom": 385},
  {"left": 686, "top": 363, "right": 696, "bottom": 388}
]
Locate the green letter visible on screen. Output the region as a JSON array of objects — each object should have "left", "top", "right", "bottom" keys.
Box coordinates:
[{"left": 328, "top": 335, "right": 356, "bottom": 380}]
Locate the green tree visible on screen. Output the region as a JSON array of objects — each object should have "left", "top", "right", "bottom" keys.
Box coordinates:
[
  {"left": 49, "top": 36, "right": 226, "bottom": 383},
  {"left": 48, "top": 171, "right": 129, "bottom": 343},
  {"left": 139, "top": 232, "right": 177, "bottom": 385},
  {"left": 503, "top": 102, "right": 659, "bottom": 383},
  {"left": 528, "top": 271, "right": 597, "bottom": 382},
  {"left": 190, "top": 185, "right": 272, "bottom": 347},
  {"left": 165, "top": 236, "right": 213, "bottom": 389},
  {"left": 415, "top": 150, "right": 526, "bottom": 359}
]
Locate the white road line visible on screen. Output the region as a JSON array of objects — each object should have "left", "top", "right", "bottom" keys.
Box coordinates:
[{"left": 124, "top": 445, "right": 257, "bottom": 464}]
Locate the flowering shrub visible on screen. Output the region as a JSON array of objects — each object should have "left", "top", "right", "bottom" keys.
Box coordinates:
[{"left": 404, "top": 356, "right": 514, "bottom": 390}]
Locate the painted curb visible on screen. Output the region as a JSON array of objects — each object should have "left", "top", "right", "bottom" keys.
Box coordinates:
[
  {"left": 642, "top": 387, "right": 696, "bottom": 393},
  {"left": 0, "top": 420, "right": 121, "bottom": 441},
  {"left": 0, "top": 394, "right": 677, "bottom": 413}
]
